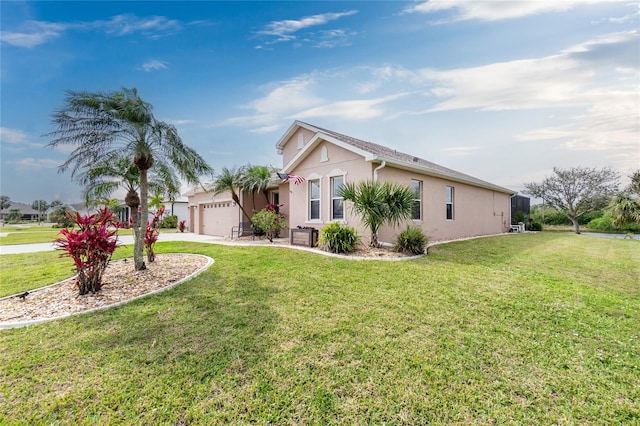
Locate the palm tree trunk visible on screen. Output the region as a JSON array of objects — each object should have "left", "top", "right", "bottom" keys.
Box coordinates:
[
  {"left": 233, "top": 192, "right": 251, "bottom": 221},
  {"left": 135, "top": 169, "right": 149, "bottom": 271}
]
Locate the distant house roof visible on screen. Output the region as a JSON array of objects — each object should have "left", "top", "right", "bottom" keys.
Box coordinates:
[
  {"left": 0, "top": 202, "right": 39, "bottom": 215},
  {"left": 278, "top": 121, "right": 514, "bottom": 195}
]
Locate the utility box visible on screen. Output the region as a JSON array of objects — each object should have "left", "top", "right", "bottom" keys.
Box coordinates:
[{"left": 290, "top": 227, "right": 318, "bottom": 247}]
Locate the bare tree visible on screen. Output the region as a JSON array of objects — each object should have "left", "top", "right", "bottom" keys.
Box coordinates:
[{"left": 524, "top": 167, "right": 619, "bottom": 234}]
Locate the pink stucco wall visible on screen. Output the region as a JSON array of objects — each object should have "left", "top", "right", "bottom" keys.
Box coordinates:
[
  {"left": 187, "top": 188, "right": 274, "bottom": 237},
  {"left": 375, "top": 167, "right": 510, "bottom": 243},
  {"left": 282, "top": 135, "right": 511, "bottom": 244}
]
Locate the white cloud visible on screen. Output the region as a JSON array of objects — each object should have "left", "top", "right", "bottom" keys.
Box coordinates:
[
  {"left": 0, "top": 127, "right": 27, "bottom": 144},
  {"left": 250, "top": 125, "right": 281, "bottom": 134},
  {"left": 0, "top": 21, "right": 65, "bottom": 48},
  {"left": 96, "top": 14, "right": 182, "bottom": 38},
  {"left": 220, "top": 75, "right": 324, "bottom": 131},
  {"left": 441, "top": 146, "right": 481, "bottom": 157},
  {"left": 140, "top": 59, "right": 168, "bottom": 72},
  {"left": 8, "top": 158, "right": 61, "bottom": 172},
  {"left": 292, "top": 93, "right": 407, "bottom": 120},
  {"left": 0, "top": 127, "right": 44, "bottom": 149},
  {"left": 517, "top": 90, "right": 639, "bottom": 152},
  {"left": 256, "top": 10, "right": 358, "bottom": 46},
  {"left": 404, "top": 0, "right": 616, "bottom": 21},
  {"left": 1, "top": 14, "right": 185, "bottom": 49},
  {"left": 167, "top": 119, "right": 195, "bottom": 126},
  {"left": 408, "top": 31, "right": 639, "bottom": 113}
]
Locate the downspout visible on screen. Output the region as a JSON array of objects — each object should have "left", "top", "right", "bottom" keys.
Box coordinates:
[{"left": 373, "top": 161, "right": 386, "bottom": 182}]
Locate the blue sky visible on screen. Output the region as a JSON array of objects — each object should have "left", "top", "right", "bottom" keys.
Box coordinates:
[{"left": 1, "top": 1, "right": 638, "bottom": 204}]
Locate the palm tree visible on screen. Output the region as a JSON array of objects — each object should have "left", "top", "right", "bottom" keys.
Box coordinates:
[
  {"left": 149, "top": 190, "right": 166, "bottom": 213},
  {"left": 243, "top": 165, "right": 274, "bottom": 204},
  {"left": 339, "top": 180, "right": 415, "bottom": 247},
  {"left": 213, "top": 166, "right": 251, "bottom": 220},
  {"left": 79, "top": 155, "right": 179, "bottom": 223},
  {"left": 609, "top": 170, "right": 640, "bottom": 228},
  {"left": 47, "top": 88, "right": 213, "bottom": 270}
]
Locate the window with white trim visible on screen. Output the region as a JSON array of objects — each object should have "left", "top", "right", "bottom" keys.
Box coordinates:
[
  {"left": 331, "top": 176, "right": 344, "bottom": 220},
  {"left": 411, "top": 179, "right": 422, "bottom": 220},
  {"left": 309, "top": 179, "right": 321, "bottom": 221},
  {"left": 446, "top": 186, "right": 454, "bottom": 220}
]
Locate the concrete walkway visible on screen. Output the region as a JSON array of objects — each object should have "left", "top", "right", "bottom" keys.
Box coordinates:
[{"left": 0, "top": 232, "right": 227, "bottom": 255}]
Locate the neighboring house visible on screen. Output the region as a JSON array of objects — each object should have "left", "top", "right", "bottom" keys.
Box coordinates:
[
  {"left": 167, "top": 196, "right": 190, "bottom": 227},
  {"left": 0, "top": 202, "right": 40, "bottom": 221},
  {"left": 188, "top": 121, "right": 516, "bottom": 243}
]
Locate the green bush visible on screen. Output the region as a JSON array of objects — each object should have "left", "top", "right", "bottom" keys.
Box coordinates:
[
  {"left": 587, "top": 213, "right": 640, "bottom": 233},
  {"left": 158, "top": 215, "right": 178, "bottom": 229},
  {"left": 251, "top": 208, "right": 286, "bottom": 242},
  {"left": 394, "top": 226, "right": 428, "bottom": 255},
  {"left": 528, "top": 221, "right": 543, "bottom": 231},
  {"left": 587, "top": 215, "right": 615, "bottom": 232},
  {"left": 318, "top": 222, "right": 360, "bottom": 253}
]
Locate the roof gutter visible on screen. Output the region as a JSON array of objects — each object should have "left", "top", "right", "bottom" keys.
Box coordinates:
[{"left": 373, "top": 161, "right": 386, "bottom": 181}]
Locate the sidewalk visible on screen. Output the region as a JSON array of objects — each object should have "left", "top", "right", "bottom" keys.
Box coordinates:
[{"left": 0, "top": 233, "right": 227, "bottom": 255}]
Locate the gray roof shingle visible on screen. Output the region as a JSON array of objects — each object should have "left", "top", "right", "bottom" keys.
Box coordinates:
[{"left": 296, "top": 121, "right": 514, "bottom": 194}]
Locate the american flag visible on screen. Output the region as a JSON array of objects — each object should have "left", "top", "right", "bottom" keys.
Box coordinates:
[{"left": 277, "top": 172, "right": 305, "bottom": 185}]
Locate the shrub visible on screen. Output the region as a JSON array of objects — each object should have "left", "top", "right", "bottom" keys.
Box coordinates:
[
  {"left": 318, "top": 222, "right": 360, "bottom": 254},
  {"left": 587, "top": 213, "right": 640, "bottom": 233},
  {"left": 251, "top": 208, "right": 286, "bottom": 242},
  {"left": 158, "top": 214, "right": 178, "bottom": 229},
  {"left": 394, "top": 226, "right": 428, "bottom": 255},
  {"left": 528, "top": 221, "right": 543, "bottom": 231},
  {"left": 178, "top": 220, "right": 186, "bottom": 233},
  {"left": 53, "top": 207, "right": 119, "bottom": 295},
  {"left": 50, "top": 206, "right": 74, "bottom": 227}
]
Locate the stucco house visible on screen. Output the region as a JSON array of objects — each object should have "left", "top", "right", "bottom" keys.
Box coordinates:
[{"left": 188, "top": 121, "right": 516, "bottom": 243}]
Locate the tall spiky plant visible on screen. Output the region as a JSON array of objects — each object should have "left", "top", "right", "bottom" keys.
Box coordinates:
[{"left": 339, "top": 180, "right": 415, "bottom": 247}]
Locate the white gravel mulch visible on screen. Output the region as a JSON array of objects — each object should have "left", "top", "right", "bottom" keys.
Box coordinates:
[{"left": 0, "top": 253, "right": 211, "bottom": 326}]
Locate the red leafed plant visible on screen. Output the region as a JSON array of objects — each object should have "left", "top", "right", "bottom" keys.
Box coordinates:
[
  {"left": 178, "top": 219, "right": 186, "bottom": 233},
  {"left": 54, "top": 207, "right": 119, "bottom": 295},
  {"left": 144, "top": 208, "right": 164, "bottom": 263}
]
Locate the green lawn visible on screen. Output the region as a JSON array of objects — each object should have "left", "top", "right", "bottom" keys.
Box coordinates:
[
  {"left": 0, "top": 233, "right": 638, "bottom": 424},
  {"left": 0, "top": 227, "right": 179, "bottom": 245}
]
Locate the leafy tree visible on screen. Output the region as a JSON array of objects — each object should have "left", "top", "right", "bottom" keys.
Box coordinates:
[
  {"left": 32, "top": 200, "right": 49, "bottom": 213},
  {"left": 243, "top": 165, "right": 274, "bottom": 204},
  {"left": 339, "top": 180, "right": 415, "bottom": 247},
  {"left": 6, "top": 209, "right": 22, "bottom": 222},
  {"left": 47, "top": 87, "right": 212, "bottom": 271},
  {"left": 50, "top": 200, "right": 64, "bottom": 208},
  {"left": 251, "top": 207, "right": 286, "bottom": 243},
  {"left": 524, "top": 167, "right": 619, "bottom": 234},
  {"left": 0, "top": 195, "right": 11, "bottom": 210},
  {"left": 609, "top": 170, "right": 640, "bottom": 228},
  {"left": 50, "top": 205, "right": 73, "bottom": 227},
  {"left": 213, "top": 166, "right": 251, "bottom": 220}
]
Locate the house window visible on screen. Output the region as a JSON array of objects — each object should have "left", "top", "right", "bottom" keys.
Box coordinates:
[
  {"left": 309, "top": 179, "right": 321, "bottom": 221},
  {"left": 411, "top": 179, "right": 422, "bottom": 220},
  {"left": 446, "top": 186, "right": 454, "bottom": 220},
  {"left": 331, "top": 176, "right": 344, "bottom": 220}
]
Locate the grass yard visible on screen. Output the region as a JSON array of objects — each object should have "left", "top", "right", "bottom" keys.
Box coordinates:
[
  {"left": 0, "top": 227, "right": 180, "bottom": 245},
  {"left": 0, "top": 233, "right": 638, "bottom": 424}
]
